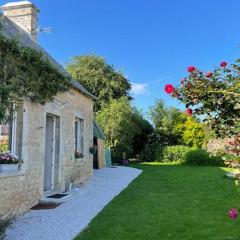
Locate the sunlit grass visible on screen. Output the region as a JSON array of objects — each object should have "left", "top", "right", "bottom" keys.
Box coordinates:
[{"left": 76, "top": 164, "right": 240, "bottom": 240}]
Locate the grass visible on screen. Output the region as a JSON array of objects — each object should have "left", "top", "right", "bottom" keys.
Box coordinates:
[{"left": 76, "top": 164, "right": 240, "bottom": 240}]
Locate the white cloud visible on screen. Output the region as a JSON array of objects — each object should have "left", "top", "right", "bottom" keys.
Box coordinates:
[{"left": 131, "top": 82, "right": 149, "bottom": 96}]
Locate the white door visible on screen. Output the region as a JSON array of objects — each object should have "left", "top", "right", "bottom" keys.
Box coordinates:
[{"left": 44, "top": 115, "right": 55, "bottom": 191}]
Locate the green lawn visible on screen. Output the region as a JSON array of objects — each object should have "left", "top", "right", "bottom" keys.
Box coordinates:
[{"left": 76, "top": 164, "right": 240, "bottom": 240}]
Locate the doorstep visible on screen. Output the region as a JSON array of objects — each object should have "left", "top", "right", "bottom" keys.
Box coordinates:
[{"left": 40, "top": 190, "right": 72, "bottom": 205}]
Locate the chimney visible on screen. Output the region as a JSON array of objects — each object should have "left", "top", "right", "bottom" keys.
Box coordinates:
[{"left": 1, "top": 1, "right": 39, "bottom": 40}]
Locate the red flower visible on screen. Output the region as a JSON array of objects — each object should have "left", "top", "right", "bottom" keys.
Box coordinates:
[
  {"left": 165, "top": 84, "right": 175, "bottom": 94},
  {"left": 206, "top": 71, "right": 212, "bottom": 78},
  {"left": 181, "top": 77, "right": 186, "bottom": 84},
  {"left": 229, "top": 209, "right": 238, "bottom": 220},
  {"left": 220, "top": 61, "right": 227, "bottom": 67},
  {"left": 186, "top": 108, "right": 193, "bottom": 116},
  {"left": 228, "top": 140, "right": 234, "bottom": 146},
  {"left": 187, "top": 66, "right": 196, "bottom": 73}
]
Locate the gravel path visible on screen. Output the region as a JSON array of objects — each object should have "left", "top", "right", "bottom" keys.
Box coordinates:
[{"left": 6, "top": 166, "right": 142, "bottom": 240}]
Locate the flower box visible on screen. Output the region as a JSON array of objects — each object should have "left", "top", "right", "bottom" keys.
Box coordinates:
[
  {"left": 0, "top": 164, "right": 19, "bottom": 173},
  {"left": 0, "top": 152, "right": 21, "bottom": 173}
]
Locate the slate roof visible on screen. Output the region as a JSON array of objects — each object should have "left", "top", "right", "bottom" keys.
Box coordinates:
[{"left": 0, "top": 13, "right": 97, "bottom": 100}]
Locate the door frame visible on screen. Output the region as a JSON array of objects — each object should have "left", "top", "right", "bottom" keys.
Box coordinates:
[{"left": 44, "top": 114, "right": 56, "bottom": 191}]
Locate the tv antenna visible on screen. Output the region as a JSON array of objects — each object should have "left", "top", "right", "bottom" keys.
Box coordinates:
[{"left": 36, "top": 26, "right": 53, "bottom": 34}]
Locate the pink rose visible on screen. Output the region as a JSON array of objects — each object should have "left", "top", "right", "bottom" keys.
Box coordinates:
[
  {"left": 186, "top": 108, "right": 193, "bottom": 116},
  {"left": 164, "top": 84, "right": 175, "bottom": 94},
  {"left": 229, "top": 208, "right": 238, "bottom": 220},
  {"left": 206, "top": 71, "right": 212, "bottom": 78},
  {"left": 187, "top": 66, "right": 196, "bottom": 73},
  {"left": 220, "top": 61, "right": 227, "bottom": 67},
  {"left": 181, "top": 77, "right": 186, "bottom": 84}
]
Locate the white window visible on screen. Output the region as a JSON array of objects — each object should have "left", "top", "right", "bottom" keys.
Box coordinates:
[
  {"left": 75, "top": 118, "right": 84, "bottom": 155},
  {"left": 0, "top": 115, "right": 17, "bottom": 154}
]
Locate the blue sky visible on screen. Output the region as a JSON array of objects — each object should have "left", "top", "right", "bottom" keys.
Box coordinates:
[{"left": 3, "top": 0, "right": 240, "bottom": 114}]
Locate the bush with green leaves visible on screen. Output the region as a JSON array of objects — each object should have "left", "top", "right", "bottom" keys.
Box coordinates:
[
  {"left": 184, "top": 149, "right": 222, "bottom": 165},
  {"left": 156, "top": 145, "right": 222, "bottom": 165},
  {"left": 160, "top": 145, "right": 191, "bottom": 163},
  {"left": 176, "top": 117, "right": 205, "bottom": 148},
  {"left": 139, "top": 133, "right": 160, "bottom": 162}
]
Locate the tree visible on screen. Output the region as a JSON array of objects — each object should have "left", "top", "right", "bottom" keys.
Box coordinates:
[
  {"left": 67, "top": 55, "right": 132, "bottom": 112},
  {"left": 131, "top": 111, "right": 154, "bottom": 157},
  {"left": 96, "top": 97, "right": 152, "bottom": 162},
  {"left": 149, "top": 99, "right": 187, "bottom": 145},
  {"left": 176, "top": 117, "right": 205, "bottom": 148}
]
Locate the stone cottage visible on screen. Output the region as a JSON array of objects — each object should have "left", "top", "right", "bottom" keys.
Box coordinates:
[{"left": 0, "top": 1, "right": 104, "bottom": 217}]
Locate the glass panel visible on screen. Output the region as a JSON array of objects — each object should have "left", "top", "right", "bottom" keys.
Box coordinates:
[
  {"left": 80, "top": 119, "right": 84, "bottom": 154},
  {"left": 75, "top": 118, "right": 84, "bottom": 154},
  {"left": 0, "top": 123, "right": 11, "bottom": 153},
  {"left": 75, "top": 120, "right": 78, "bottom": 151}
]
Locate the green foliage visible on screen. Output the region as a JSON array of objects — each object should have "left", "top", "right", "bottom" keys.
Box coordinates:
[
  {"left": 170, "top": 61, "right": 240, "bottom": 137},
  {"left": 185, "top": 149, "right": 222, "bottom": 166},
  {"left": 149, "top": 99, "right": 188, "bottom": 145},
  {"left": 0, "top": 31, "right": 70, "bottom": 123},
  {"left": 139, "top": 132, "right": 160, "bottom": 162},
  {"left": 149, "top": 99, "right": 206, "bottom": 148},
  {"left": 96, "top": 97, "right": 152, "bottom": 162},
  {"left": 155, "top": 145, "right": 222, "bottom": 165},
  {"left": 176, "top": 117, "right": 205, "bottom": 148},
  {"left": 160, "top": 145, "right": 191, "bottom": 163},
  {"left": 67, "top": 55, "right": 131, "bottom": 112},
  {"left": 0, "top": 216, "right": 12, "bottom": 240},
  {"left": 131, "top": 112, "right": 154, "bottom": 157},
  {"left": 0, "top": 137, "right": 8, "bottom": 153}
]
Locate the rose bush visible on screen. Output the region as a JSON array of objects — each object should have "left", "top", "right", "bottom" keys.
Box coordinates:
[
  {"left": 165, "top": 60, "right": 240, "bottom": 137},
  {"left": 165, "top": 59, "right": 240, "bottom": 220}
]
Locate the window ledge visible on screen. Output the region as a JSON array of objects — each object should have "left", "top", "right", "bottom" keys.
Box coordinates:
[{"left": 0, "top": 170, "right": 25, "bottom": 179}]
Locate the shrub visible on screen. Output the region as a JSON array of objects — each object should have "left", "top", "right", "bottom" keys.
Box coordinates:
[
  {"left": 154, "top": 145, "right": 164, "bottom": 161},
  {"left": 155, "top": 145, "right": 223, "bottom": 165},
  {"left": 184, "top": 149, "right": 222, "bottom": 166},
  {"left": 161, "top": 145, "right": 191, "bottom": 163},
  {"left": 139, "top": 142, "right": 158, "bottom": 162},
  {"left": 0, "top": 215, "right": 12, "bottom": 240}
]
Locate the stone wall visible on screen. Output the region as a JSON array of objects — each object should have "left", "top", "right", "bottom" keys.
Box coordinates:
[{"left": 0, "top": 88, "right": 94, "bottom": 217}]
